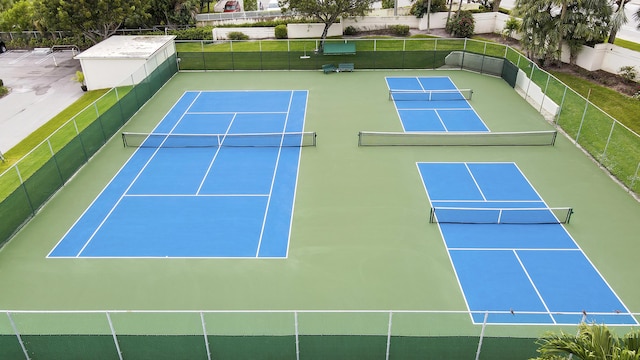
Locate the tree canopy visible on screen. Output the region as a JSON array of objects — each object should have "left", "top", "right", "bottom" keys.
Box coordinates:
[
  {"left": 514, "top": 0, "right": 611, "bottom": 65},
  {"left": 0, "top": 0, "right": 35, "bottom": 31},
  {"left": 281, "top": 0, "right": 374, "bottom": 47},
  {"left": 36, "top": 0, "right": 151, "bottom": 44}
]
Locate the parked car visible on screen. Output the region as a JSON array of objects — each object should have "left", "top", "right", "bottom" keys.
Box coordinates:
[{"left": 223, "top": 0, "right": 241, "bottom": 12}]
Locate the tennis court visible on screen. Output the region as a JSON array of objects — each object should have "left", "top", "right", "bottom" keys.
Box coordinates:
[
  {"left": 386, "top": 76, "right": 488, "bottom": 132},
  {"left": 2, "top": 69, "right": 640, "bottom": 359},
  {"left": 49, "top": 90, "right": 311, "bottom": 258},
  {"left": 419, "top": 162, "right": 636, "bottom": 325}
]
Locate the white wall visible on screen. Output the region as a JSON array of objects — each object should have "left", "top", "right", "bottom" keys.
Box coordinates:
[
  {"left": 514, "top": 68, "right": 560, "bottom": 121},
  {"left": 287, "top": 22, "right": 343, "bottom": 38},
  {"left": 81, "top": 58, "right": 146, "bottom": 90},
  {"left": 213, "top": 27, "right": 275, "bottom": 39},
  {"left": 343, "top": 16, "right": 419, "bottom": 31},
  {"left": 81, "top": 42, "right": 176, "bottom": 91}
]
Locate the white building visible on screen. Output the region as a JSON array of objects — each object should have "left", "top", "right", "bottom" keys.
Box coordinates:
[{"left": 75, "top": 35, "right": 176, "bottom": 90}]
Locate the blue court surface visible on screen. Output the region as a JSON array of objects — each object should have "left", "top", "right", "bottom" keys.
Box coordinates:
[
  {"left": 49, "top": 90, "right": 309, "bottom": 258},
  {"left": 386, "top": 76, "right": 488, "bottom": 132},
  {"left": 417, "top": 162, "right": 637, "bottom": 325}
]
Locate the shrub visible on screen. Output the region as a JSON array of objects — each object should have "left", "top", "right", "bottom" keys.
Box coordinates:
[
  {"left": 502, "top": 16, "right": 520, "bottom": 39},
  {"left": 446, "top": 10, "right": 475, "bottom": 38},
  {"left": 344, "top": 26, "right": 357, "bottom": 36},
  {"left": 170, "top": 26, "right": 214, "bottom": 40},
  {"left": 382, "top": 0, "right": 394, "bottom": 9},
  {"left": 0, "top": 79, "right": 3, "bottom": 87},
  {"left": 410, "top": 0, "right": 447, "bottom": 18},
  {"left": 227, "top": 31, "right": 249, "bottom": 40},
  {"left": 388, "top": 25, "right": 410, "bottom": 36},
  {"left": 0, "top": 86, "right": 8, "bottom": 98},
  {"left": 275, "top": 24, "right": 287, "bottom": 39},
  {"left": 619, "top": 66, "right": 638, "bottom": 83}
]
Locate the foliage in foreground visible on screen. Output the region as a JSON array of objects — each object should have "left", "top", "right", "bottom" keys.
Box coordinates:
[{"left": 531, "top": 323, "right": 640, "bottom": 360}]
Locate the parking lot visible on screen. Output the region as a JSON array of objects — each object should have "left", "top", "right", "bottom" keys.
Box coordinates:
[{"left": 0, "top": 48, "right": 83, "bottom": 154}]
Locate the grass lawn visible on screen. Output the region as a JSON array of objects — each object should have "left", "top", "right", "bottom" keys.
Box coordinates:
[
  {"left": 614, "top": 38, "right": 640, "bottom": 52},
  {"left": 0, "top": 87, "right": 135, "bottom": 202},
  {"left": 0, "top": 89, "right": 108, "bottom": 173},
  {"left": 549, "top": 71, "right": 640, "bottom": 134}
]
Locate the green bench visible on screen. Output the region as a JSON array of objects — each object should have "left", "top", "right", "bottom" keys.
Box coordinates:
[
  {"left": 322, "top": 64, "right": 337, "bottom": 74},
  {"left": 338, "top": 63, "right": 354, "bottom": 72}
]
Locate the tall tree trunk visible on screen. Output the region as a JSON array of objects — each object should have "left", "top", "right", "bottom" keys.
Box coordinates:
[
  {"left": 426, "top": 0, "right": 432, "bottom": 31},
  {"left": 608, "top": 28, "right": 618, "bottom": 44},
  {"left": 608, "top": 0, "right": 628, "bottom": 44},
  {"left": 446, "top": 0, "right": 454, "bottom": 23},
  {"left": 492, "top": 0, "right": 501, "bottom": 12}
]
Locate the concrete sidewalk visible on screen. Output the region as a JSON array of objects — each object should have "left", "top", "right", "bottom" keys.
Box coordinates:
[{"left": 0, "top": 49, "right": 83, "bottom": 154}]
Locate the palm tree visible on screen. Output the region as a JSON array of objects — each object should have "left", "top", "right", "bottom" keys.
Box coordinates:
[
  {"left": 532, "top": 323, "right": 640, "bottom": 360},
  {"left": 608, "top": 0, "right": 630, "bottom": 44}
]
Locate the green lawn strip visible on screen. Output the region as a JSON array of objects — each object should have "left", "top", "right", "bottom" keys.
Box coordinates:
[
  {"left": 0, "top": 90, "right": 108, "bottom": 173},
  {"left": 613, "top": 38, "right": 640, "bottom": 52},
  {"left": 0, "top": 87, "right": 135, "bottom": 202},
  {"left": 176, "top": 38, "right": 463, "bottom": 53},
  {"left": 549, "top": 70, "right": 640, "bottom": 134}
]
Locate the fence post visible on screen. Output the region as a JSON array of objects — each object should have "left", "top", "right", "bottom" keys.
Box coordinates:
[
  {"left": 385, "top": 311, "right": 393, "bottom": 360},
  {"left": 523, "top": 63, "right": 535, "bottom": 102},
  {"left": 602, "top": 120, "right": 616, "bottom": 159},
  {"left": 556, "top": 86, "right": 568, "bottom": 126},
  {"left": 106, "top": 311, "right": 124, "bottom": 360},
  {"left": 632, "top": 162, "right": 640, "bottom": 190},
  {"left": 575, "top": 89, "right": 592, "bottom": 144},
  {"left": 295, "top": 311, "right": 300, "bottom": 360},
  {"left": 474, "top": 312, "right": 489, "bottom": 360},
  {"left": 7, "top": 312, "right": 30, "bottom": 360},
  {"left": 200, "top": 312, "right": 212, "bottom": 360},
  {"left": 539, "top": 74, "right": 551, "bottom": 114}
]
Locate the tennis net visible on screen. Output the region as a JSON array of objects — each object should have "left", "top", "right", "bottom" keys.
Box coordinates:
[
  {"left": 122, "top": 132, "right": 317, "bottom": 148},
  {"left": 429, "top": 206, "right": 574, "bottom": 224},
  {"left": 388, "top": 89, "right": 473, "bottom": 101},
  {"left": 357, "top": 130, "right": 557, "bottom": 146}
]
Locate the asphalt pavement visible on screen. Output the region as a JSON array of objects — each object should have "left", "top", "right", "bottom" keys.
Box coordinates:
[{"left": 0, "top": 49, "right": 83, "bottom": 154}]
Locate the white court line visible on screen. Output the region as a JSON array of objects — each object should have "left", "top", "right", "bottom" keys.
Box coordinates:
[
  {"left": 75, "top": 92, "right": 204, "bottom": 257},
  {"left": 463, "top": 163, "right": 487, "bottom": 201},
  {"left": 124, "top": 193, "right": 269, "bottom": 197},
  {"left": 196, "top": 114, "right": 236, "bottom": 195},
  {"left": 255, "top": 90, "right": 294, "bottom": 258},
  {"left": 46, "top": 92, "right": 196, "bottom": 258},
  {"left": 449, "top": 247, "right": 581, "bottom": 252},
  {"left": 187, "top": 111, "right": 288, "bottom": 115},
  {"left": 512, "top": 250, "right": 555, "bottom": 324},
  {"left": 432, "top": 199, "right": 544, "bottom": 203},
  {"left": 434, "top": 109, "right": 448, "bottom": 131}
]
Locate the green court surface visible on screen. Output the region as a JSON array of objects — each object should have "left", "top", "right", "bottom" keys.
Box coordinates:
[{"left": 1, "top": 70, "right": 640, "bottom": 357}]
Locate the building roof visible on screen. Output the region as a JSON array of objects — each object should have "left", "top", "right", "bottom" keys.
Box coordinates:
[{"left": 75, "top": 35, "right": 176, "bottom": 60}]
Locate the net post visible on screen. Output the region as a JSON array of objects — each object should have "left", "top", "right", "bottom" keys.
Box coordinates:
[
  {"left": 358, "top": 132, "right": 363, "bottom": 146},
  {"left": 121, "top": 133, "right": 128, "bottom": 147},
  {"left": 565, "top": 208, "right": 574, "bottom": 224},
  {"left": 550, "top": 131, "right": 558, "bottom": 146},
  {"left": 429, "top": 207, "right": 435, "bottom": 223}
]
